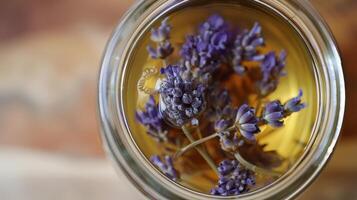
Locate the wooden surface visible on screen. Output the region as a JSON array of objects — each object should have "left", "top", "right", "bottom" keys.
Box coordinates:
[{"left": 0, "top": 0, "right": 356, "bottom": 199}]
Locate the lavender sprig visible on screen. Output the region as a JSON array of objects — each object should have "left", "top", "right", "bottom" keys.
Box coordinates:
[
  {"left": 159, "top": 65, "right": 219, "bottom": 174},
  {"left": 211, "top": 159, "right": 255, "bottom": 196},
  {"left": 257, "top": 51, "right": 287, "bottom": 96},
  {"left": 175, "top": 103, "right": 261, "bottom": 157},
  {"left": 147, "top": 18, "right": 174, "bottom": 59},
  {"left": 262, "top": 100, "right": 285, "bottom": 127},
  {"left": 261, "top": 90, "right": 306, "bottom": 127},
  {"left": 136, "top": 95, "right": 168, "bottom": 142},
  {"left": 205, "top": 86, "right": 236, "bottom": 124},
  {"left": 232, "top": 22, "right": 265, "bottom": 75},
  {"left": 151, "top": 155, "right": 179, "bottom": 181},
  {"left": 159, "top": 65, "right": 206, "bottom": 127},
  {"left": 284, "top": 89, "right": 306, "bottom": 114},
  {"left": 218, "top": 131, "right": 243, "bottom": 152},
  {"left": 176, "top": 89, "right": 305, "bottom": 157},
  {"left": 181, "top": 15, "right": 231, "bottom": 78},
  {"left": 234, "top": 104, "right": 261, "bottom": 141}
]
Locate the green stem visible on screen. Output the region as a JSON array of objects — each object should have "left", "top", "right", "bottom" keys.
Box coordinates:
[
  {"left": 181, "top": 126, "right": 218, "bottom": 175},
  {"left": 178, "top": 124, "right": 282, "bottom": 177},
  {"left": 234, "top": 152, "right": 281, "bottom": 177},
  {"left": 196, "top": 126, "right": 204, "bottom": 139},
  {"left": 195, "top": 125, "right": 209, "bottom": 152},
  {"left": 176, "top": 126, "right": 237, "bottom": 157},
  {"left": 175, "top": 133, "right": 219, "bottom": 157}
]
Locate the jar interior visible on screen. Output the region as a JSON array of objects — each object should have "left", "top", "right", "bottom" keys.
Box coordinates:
[{"left": 121, "top": 1, "right": 318, "bottom": 194}]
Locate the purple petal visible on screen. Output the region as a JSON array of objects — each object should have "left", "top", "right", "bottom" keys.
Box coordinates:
[
  {"left": 240, "top": 123, "right": 258, "bottom": 133},
  {"left": 238, "top": 111, "right": 255, "bottom": 124}
]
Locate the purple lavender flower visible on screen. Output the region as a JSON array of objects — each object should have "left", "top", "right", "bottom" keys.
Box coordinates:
[
  {"left": 147, "top": 17, "right": 174, "bottom": 59},
  {"left": 232, "top": 22, "right": 265, "bottom": 75},
  {"left": 211, "top": 159, "right": 255, "bottom": 196},
  {"left": 198, "top": 14, "right": 229, "bottom": 50},
  {"left": 150, "top": 18, "right": 171, "bottom": 42},
  {"left": 181, "top": 15, "right": 231, "bottom": 77},
  {"left": 284, "top": 89, "right": 306, "bottom": 114},
  {"left": 262, "top": 100, "right": 285, "bottom": 127},
  {"left": 159, "top": 65, "right": 206, "bottom": 127},
  {"left": 218, "top": 132, "right": 243, "bottom": 152},
  {"left": 147, "top": 41, "right": 174, "bottom": 59},
  {"left": 215, "top": 119, "right": 231, "bottom": 132},
  {"left": 205, "top": 86, "right": 236, "bottom": 123},
  {"left": 208, "top": 88, "right": 242, "bottom": 152},
  {"left": 257, "top": 50, "right": 287, "bottom": 96},
  {"left": 234, "top": 104, "right": 260, "bottom": 141},
  {"left": 199, "top": 14, "right": 227, "bottom": 35},
  {"left": 262, "top": 91, "right": 306, "bottom": 127},
  {"left": 136, "top": 95, "right": 168, "bottom": 142},
  {"left": 151, "top": 155, "right": 179, "bottom": 181}
]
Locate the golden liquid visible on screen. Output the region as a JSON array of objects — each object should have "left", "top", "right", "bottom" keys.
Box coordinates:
[{"left": 123, "top": 2, "right": 317, "bottom": 194}]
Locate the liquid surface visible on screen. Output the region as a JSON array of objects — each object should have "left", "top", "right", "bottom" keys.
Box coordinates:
[{"left": 123, "top": 2, "right": 317, "bottom": 194}]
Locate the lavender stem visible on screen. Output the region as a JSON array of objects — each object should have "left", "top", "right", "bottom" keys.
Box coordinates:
[
  {"left": 175, "top": 133, "right": 219, "bottom": 158},
  {"left": 234, "top": 152, "right": 281, "bottom": 177},
  {"left": 175, "top": 126, "right": 236, "bottom": 158},
  {"left": 181, "top": 126, "right": 218, "bottom": 175},
  {"left": 178, "top": 125, "right": 282, "bottom": 177}
]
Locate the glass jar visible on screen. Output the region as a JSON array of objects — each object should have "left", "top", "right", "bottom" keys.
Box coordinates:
[{"left": 98, "top": 0, "right": 345, "bottom": 199}]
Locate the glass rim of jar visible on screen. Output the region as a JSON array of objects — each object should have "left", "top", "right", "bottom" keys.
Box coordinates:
[{"left": 98, "top": 0, "right": 345, "bottom": 199}]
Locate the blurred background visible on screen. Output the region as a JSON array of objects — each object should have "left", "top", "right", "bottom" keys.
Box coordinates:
[{"left": 0, "top": 0, "right": 355, "bottom": 199}]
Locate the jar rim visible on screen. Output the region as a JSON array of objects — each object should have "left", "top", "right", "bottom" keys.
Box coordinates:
[{"left": 98, "top": 0, "right": 345, "bottom": 199}]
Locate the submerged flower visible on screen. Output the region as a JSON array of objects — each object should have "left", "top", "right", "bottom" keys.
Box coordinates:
[
  {"left": 218, "top": 131, "right": 243, "bottom": 152},
  {"left": 262, "top": 90, "right": 306, "bottom": 127},
  {"left": 211, "top": 159, "right": 255, "bottom": 196},
  {"left": 150, "top": 18, "right": 171, "bottom": 42},
  {"left": 257, "top": 50, "right": 287, "bottom": 96},
  {"left": 205, "top": 86, "right": 236, "bottom": 123},
  {"left": 159, "top": 65, "right": 206, "bottom": 127},
  {"left": 232, "top": 22, "right": 265, "bottom": 74},
  {"left": 147, "top": 41, "right": 174, "bottom": 59},
  {"left": 136, "top": 96, "right": 168, "bottom": 142},
  {"left": 181, "top": 14, "right": 230, "bottom": 77},
  {"left": 234, "top": 104, "right": 260, "bottom": 141},
  {"left": 198, "top": 14, "right": 230, "bottom": 51},
  {"left": 215, "top": 119, "right": 231, "bottom": 132},
  {"left": 147, "top": 17, "right": 174, "bottom": 59},
  {"left": 262, "top": 100, "right": 285, "bottom": 127},
  {"left": 284, "top": 89, "right": 306, "bottom": 114},
  {"left": 151, "top": 155, "right": 179, "bottom": 181}
]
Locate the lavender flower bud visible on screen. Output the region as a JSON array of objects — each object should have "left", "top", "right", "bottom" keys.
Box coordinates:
[
  {"left": 150, "top": 18, "right": 171, "bottom": 42},
  {"left": 159, "top": 65, "right": 206, "bottom": 127},
  {"left": 215, "top": 119, "right": 230, "bottom": 132},
  {"left": 204, "top": 86, "right": 236, "bottom": 123},
  {"left": 218, "top": 132, "right": 243, "bottom": 152},
  {"left": 147, "top": 17, "right": 174, "bottom": 59},
  {"left": 151, "top": 155, "right": 179, "bottom": 181},
  {"left": 284, "top": 89, "right": 306, "bottom": 113},
  {"left": 135, "top": 95, "right": 168, "bottom": 142},
  {"left": 234, "top": 104, "right": 260, "bottom": 141},
  {"left": 257, "top": 50, "right": 286, "bottom": 96},
  {"left": 232, "top": 22, "right": 265, "bottom": 75},
  {"left": 211, "top": 159, "right": 255, "bottom": 196},
  {"left": 181, "top": 15, "right": 231, "bottom": 77},
  {"left": 262, "top": 100, "right": 285, "bottom": 127}
]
